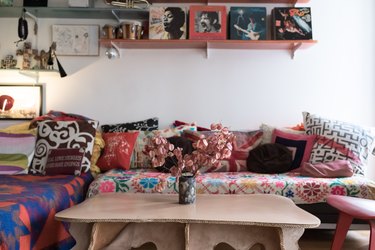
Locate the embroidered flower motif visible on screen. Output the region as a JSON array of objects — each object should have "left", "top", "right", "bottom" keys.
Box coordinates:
[
  {"left": 331, "top": 186, "right": 346, "bottom": 195},
  {"left": 99, "top": 181, "right": 115, "bottom": 193},
  {"left": 139, "top": 178, "right": 159, "bottom": 189}
]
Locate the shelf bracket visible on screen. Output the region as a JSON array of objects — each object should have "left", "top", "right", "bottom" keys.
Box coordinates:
[{"left": 291, "top": 42, "right": 302, "bottom": 59}]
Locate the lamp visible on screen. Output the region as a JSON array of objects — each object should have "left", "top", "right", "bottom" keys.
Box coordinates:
[{"left": 48, "top": 42, "right": 67, "bottom": 78}]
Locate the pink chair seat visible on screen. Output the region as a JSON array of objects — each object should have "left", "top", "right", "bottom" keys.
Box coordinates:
[
  {"left": 327, "top": 195, "right": 375, "bottom": 250},
  {"left": 327, "top": 195, "right": 375, "bottom": 220}
]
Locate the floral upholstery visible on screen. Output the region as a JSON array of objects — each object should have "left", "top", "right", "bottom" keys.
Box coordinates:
[{"left": 87, "top": 169, "right": 375, "bottom": 204}]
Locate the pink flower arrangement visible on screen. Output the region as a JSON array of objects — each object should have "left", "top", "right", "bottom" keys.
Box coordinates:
[{"left": 144, "top": 123, "right": 235, "bottom": 178}]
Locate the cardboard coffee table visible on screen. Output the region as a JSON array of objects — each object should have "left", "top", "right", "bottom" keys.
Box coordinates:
[{"left": 55, "top": 193, "right": 320, "bottom": 250}]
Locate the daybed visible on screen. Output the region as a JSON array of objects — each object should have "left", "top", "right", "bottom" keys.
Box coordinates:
[{"left": 86, "top": 112, "right": 375, "bottom": 227}]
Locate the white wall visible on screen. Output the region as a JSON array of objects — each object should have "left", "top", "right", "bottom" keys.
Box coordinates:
[{"left": 1, "top": 0, "right": 375, "bottom": 177}]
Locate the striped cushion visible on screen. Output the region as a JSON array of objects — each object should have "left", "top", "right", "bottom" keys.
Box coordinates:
[{"left": 0, "top": 132, "right": 36, "bottom": 174}]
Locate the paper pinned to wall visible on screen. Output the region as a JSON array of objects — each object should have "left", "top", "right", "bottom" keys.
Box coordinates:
[{"left": 52, "top": 25, "right": 99, "bottom": 56}]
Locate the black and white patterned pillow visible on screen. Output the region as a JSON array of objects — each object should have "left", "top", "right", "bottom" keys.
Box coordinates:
[
  {"left": 30, "top": 120, "right": 98, "bottom": 175},
  {"left": 101, "top": 117, "right": 158, "bottom": 133},
  {"left": 303, "top": 112, "right": 374, "bottom": 175}
]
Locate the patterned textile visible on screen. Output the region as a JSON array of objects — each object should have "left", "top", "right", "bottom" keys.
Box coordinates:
[
  {"left": 0, "top": 173, "right": 93, "bottom": 250},
  {"left": 97, "top": 132, "right": 139, "bottom": 171},
  {"left": 303, "top": 112, "right": 374, "bottom": 176},
  {"left": 86, "top": 169, "right": 375, "bottom": 204},
  {"left": 0, "top": 133, "right": 36, "bottom": 175},
  {"left": 30, "top": 120, "right": 98, "bottom": 175},
  {"left": 101, "top": 117, "right": 159, "bottom": 133},
  {"left": 45, "top": 148, "right": 85, "bottom": 176}
]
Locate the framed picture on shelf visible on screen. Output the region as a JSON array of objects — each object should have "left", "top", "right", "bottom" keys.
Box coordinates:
[
  {"left": 272, "top": 7, "right": 313, "bottom": 40},
  {"left": 0, "top": 84, "right": 43, "bottom": 120},
  {"left": 229, "top": 7, "right": 267, "bottom": 40},
  {"left": 149, "top": 6, "right": 187, "bottom": 40},
  {"left": 52, "top": 25, "right": 100, "bottom": 56},
  {"left": 189, "top": 5, "right": 227, "bottom": 40}
]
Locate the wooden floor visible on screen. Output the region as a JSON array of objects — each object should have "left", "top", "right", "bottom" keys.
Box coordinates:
[{"left": 299, "top": 229, "right": 370, "bottom": 250}]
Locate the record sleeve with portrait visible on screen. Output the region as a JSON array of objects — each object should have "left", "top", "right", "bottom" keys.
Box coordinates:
[
  {"left": 149, "top": 6, "right": 187, "bottom": 40},
  {"left": 189, "top": 5, "right": 227, "bottom": 40},
  {"left": 229, "top": 7, "right": 267, "bottom": 40}
]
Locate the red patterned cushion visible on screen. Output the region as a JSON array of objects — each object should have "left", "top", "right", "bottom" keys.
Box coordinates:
[
  {"left": 97, "top": 132, "right": 139, "bottom": 171},
  {"left": 45, "top": 148, "right": 85, "bottom": 176}
]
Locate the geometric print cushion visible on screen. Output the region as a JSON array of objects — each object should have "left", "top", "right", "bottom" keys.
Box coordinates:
[
  {"left": 303, "top": 112, "right": 374, "bottom": 176},
  {"left": 101, "top": 117, "right": 158, "bottom": 133},
  {"left": 30, "top": 120, "right": 98, "bottom": 175}
]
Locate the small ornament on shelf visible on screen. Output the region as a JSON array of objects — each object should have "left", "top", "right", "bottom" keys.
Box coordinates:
[{"left": 0, "top": 55, "right": 17, "bottom": 69}]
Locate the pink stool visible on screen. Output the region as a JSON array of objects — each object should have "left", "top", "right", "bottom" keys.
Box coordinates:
[{"left": 327, "top": 195, "right": 375, "bottom": 250}]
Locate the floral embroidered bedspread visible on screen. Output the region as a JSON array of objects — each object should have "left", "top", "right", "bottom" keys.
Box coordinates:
[
  {"left": 87, "top": 169, "right": 375, "bottom": 204},
  {"left": 0, "top": 173, "right": 93, "bottom": 250}
]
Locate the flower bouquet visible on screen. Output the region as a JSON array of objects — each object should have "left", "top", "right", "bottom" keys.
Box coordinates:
[{"left": 144, "top": 123, "right": 235, "bottom": 203}]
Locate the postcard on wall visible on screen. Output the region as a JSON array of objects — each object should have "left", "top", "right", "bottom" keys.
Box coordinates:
[
  {"left": 272, "top": 7, "right": 313, "bottom": 40},
  {"left": 229, "top": 7, "right": 266, "bottom": 40},
  {"left": 52, "top": 25, "right": 99, "bottom": 56},
  {"left": 0, "top": 84, "right": 43, "bottom": 120},
  {"left": 149, "top": 6, "right": 187, "bottom": 40}
]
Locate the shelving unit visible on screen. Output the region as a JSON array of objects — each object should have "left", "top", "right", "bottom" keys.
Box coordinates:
[
  {"left": 100, "top": 39, "right": 317, "bottom": 58},
  {"left": 1, "top": 0, "right": 315, "bottom": 60}
]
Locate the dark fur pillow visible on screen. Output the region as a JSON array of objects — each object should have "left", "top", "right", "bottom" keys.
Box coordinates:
[{"left": 247, "top": 143, "right": 293, "bottom": 174}]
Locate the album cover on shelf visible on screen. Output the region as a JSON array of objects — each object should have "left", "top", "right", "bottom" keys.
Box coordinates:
[
  {"left": 272, "top": 7, "right": 313, "bottom": 40},
  {"left": 149, "top": 6, "right": 187, "bottom": 40},
  {"left": 229, "top": 7, "right": 266, "bottom": 40},
  {"left": 189, "top": 5, "right": 227, "bottom": 40}
]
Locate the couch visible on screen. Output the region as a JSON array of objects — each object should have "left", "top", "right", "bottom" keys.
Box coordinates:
[{"left": 86, "top": 112, "right": 375, "bottom": 227}]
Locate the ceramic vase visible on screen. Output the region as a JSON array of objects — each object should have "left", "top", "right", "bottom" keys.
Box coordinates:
[{"left": 178, "top": 174, "right": 196, "bottom": 204}]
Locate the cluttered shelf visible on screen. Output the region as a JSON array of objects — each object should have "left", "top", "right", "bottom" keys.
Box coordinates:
[{"left": 100, "top": 39, "right": 317, "bottom": 49}]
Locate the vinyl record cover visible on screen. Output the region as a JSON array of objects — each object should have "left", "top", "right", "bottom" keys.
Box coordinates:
[
  {"left": 149, "top": 6, "right": 187, "bottom": 40},
  {"left": 229, "top": 7, "right": 266, "bottom": 40},
  {"left": 272, "top": 7, "right": 313, "bottom": 40}
]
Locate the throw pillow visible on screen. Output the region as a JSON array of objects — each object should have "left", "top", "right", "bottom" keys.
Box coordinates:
[
  {"left": 297, "top": 160, "right": 353, "bottom": 178},
  {"left": 0, "top": 132, "right": 36, "bottom": 175},
  {"left": 303, "top": 112, "right": 374, "bottom": 176},
  {"left": 29, "top": 110, "right": 92, "bottom": 129},
  {"left": 97, "top": 131, "right": 139, "bottom": 171},
  {"left": 101, "top": 117, "right": 159, "bottom": 133},
  {"left": 30, "top": 120, "right": 98, "bottom": 175},
  {"left": 247, "top": 143, "right": 293, "bottom": 174},
  {"left": 45, "top": 148, "right": 85, "bottom": 176},
  {"left": 260, "top": 123, "right": 305, "bottom": 145},
  {"left": 271, "top": 129, "right": 316, "bottom": 170},
  {"left": 173, "top": 120, "right": 211, "bottom": 131}
]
